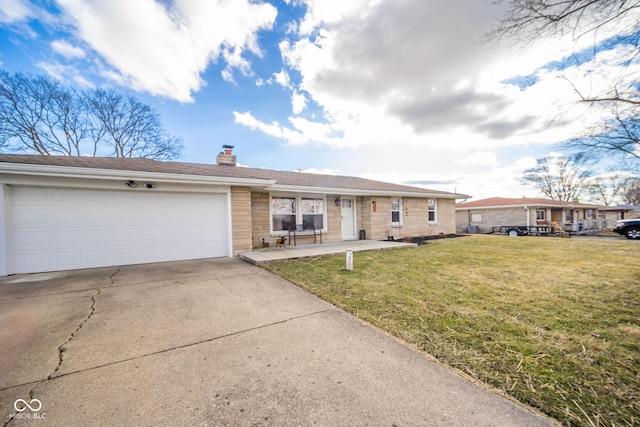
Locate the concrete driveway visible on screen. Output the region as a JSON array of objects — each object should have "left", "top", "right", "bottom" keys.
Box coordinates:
[{"left": 0, "top": 258, "right": 554, "bottom": 426}]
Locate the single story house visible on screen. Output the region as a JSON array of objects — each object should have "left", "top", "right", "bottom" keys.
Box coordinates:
[
  {"left": 0, "top": 151, "right": 467, "bottom": 275},
  {"left": 455, "top": 197, "right": 604, "bottom": 234},
  {"left": 598, "top": 204, "right": 640, "bottom": 222}
]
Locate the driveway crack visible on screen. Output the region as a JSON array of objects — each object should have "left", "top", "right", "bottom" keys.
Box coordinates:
[
  {"left": 2, "top": 268, "right": 120, "bottom": 427},
  {"left": 48, "top": 267, "right": 119, "bottom": 379},
  {"left": 47, "top": 288, "right": 100, "bottom": 380},
  {"left": 32, "top": 308, "right": 337, "bottom": 383}
]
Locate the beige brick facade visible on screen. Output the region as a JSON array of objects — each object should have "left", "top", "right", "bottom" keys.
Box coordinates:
[
  {"left": 248, "top": 192, "right": 458, "bottom": 249},
  {"left": 230, "top": 187, "right": 252, "bottom": 255}
]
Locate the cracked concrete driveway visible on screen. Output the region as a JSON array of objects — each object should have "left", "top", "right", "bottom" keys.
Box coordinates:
[{"left": 0, "top": 258, "right": 553, "bottom": 426}]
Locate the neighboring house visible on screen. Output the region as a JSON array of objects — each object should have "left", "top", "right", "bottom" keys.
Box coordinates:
[
  {"left": 455, "top": 197, "right": 604, "bottom": 234},
  {"left": 0, "top": 151, "right": 467, "bottom": 275},
  {"left": 598, "top": 205, "right": 640, "bottom": 223}
]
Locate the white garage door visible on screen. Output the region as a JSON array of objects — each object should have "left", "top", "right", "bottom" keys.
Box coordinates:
[{"left": 8, "top": 186, "right": 229, "bottom": 274}]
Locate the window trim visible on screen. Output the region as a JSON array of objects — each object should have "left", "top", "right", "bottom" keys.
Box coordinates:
[
  {"left": 269, "top": 193, "right": 327, "bottom": 234},
  {"left": 391, "top": 197, "right": 402, "bottom": 226},
  {"left": 428, "top": 199, "right": 437, "bottom": 224}
]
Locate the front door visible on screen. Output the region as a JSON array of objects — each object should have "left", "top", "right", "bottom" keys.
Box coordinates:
[{"left": 341, "top": 198, "right": 356, "bottom": 239}]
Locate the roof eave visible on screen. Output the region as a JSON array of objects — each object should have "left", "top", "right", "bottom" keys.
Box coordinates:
[
  {"left": 0, "top": 162, "right": 275, "bottom": 188},
  {"left": 269, "top": 184, "right": 468, "bottom": 199},
  {"left": 456, "top": 203, "right": 600, "bottom": 210}
]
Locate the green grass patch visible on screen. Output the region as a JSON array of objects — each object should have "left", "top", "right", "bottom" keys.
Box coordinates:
[{"left": 264, "top": 235, "right": 640, "bottom": 426}]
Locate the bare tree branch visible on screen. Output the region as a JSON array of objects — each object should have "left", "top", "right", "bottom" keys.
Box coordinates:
[
  {"left": 0, "top": 71, "right": 183, "bottom": 160},
  {"left": 487, "top": 1, "right": 640, "bottom": 171},
  {"left": 486, "top": 1, "right": 640, "bottom": 46},
  {"left": 626, "top": 179, "right": 640, "bottom": 203},
  {"left": 586, "top": 173, "right": 636, "bottom": 204},
  {"left": 521, "top": 153, "right": 593, "bottom": 201},
  {"left": 85, "top": 89, "right": 183, "bottom": 160}
]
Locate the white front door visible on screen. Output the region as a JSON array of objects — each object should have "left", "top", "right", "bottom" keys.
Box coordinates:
[{"left": 341, "top": 198, "right": 356, "bottom": 239}]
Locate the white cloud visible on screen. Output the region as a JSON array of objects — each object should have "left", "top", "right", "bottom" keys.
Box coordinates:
[
  {"left": 455, "top": 152, "right": 499, "bottom": 168},
  {"left": 271, "top": 0, "right": 640, "bottom": 153},
  {"left": 297, "top": 0, "right": 377, "bottom": 36},
  {"left": 302, "top": 167, "right": 340, "bottom": 175},
  {"left": 51, "top": 40, "right": 85, "bottom": 59},
  {"left": 288, "top": 116, "right": 342, "bottom": 145},
  {"left": 268, "top": 69, "right": 291, "bottom": 88},
  {"left": 291, "top": 90, "right": 306, "bottom": 114},
  {"left": 233, "top": 111, "right": 307, "bottom": 145},
  {"left": 55, "top": 0, "right": 277, "bottom": 102},
  {"left": 229, "top": 0, "right": 639, "bottom": 199},
  {"left": 361, "top": 155, "right": 541, "bottom": 200},
  {"left": 36, "top": 61, "right": 94, "bottom": 88},
  {"left": 0, "top": 0, "right": 34, "bottom": 23}
]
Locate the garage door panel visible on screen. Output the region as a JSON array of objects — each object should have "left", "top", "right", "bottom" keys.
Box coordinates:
[
  {"left": 50, "top": 208, "right": 81, "bottom": 225},
  {"left": 111, "top": 248, "right": 138, "bottom": 264},
  {"left": 80, "top": 208, "right": 111, "bottom": 226},
  {"left": 13, "top": 229, "right": 50, "bottom": 247},
  {"left": 13, "top": 208, "right": 50, "bottom": 225},
  {"left": 52, "top": 250, "right": 86, "bottom": 267},
  {"left": 110, "top": 228, "right": 140, "bottom": 243},
  {"left": 14, "top": 252, "right": 49, "bottom": 273},
  {"left": 13, "top": 187, "right": 47, "bottom": 203},
  {"left": 84, "top": 249, "right": 113, "bottom": 265},
  {"left": 51, "top": 229, "right": 83, "bottom": 247},
  {"left": 9, "top": 187, "right": 230, "bottom": 274}
]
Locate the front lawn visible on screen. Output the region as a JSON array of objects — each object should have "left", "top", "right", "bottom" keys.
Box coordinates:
[{"left": 264, "top": 235, "right": 640, "bottom": 426}]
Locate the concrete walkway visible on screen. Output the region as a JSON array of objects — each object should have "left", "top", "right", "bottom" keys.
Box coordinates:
[
  {"left": 240, "top": 239, "right": 416, "bottom": 264},
  {"left": 0, "top": 258, "right": 554, "bottom": 426}
]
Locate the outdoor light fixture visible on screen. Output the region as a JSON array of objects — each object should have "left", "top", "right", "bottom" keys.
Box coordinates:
[
  {"left": 335, "top": 198, "right": 340, "bottom": 206},
  {"left": 126, "top": 180, "right": 137, "bottom": 188},
  {"left": 144, "top": 183, "right": 156, "bottom": 189}
]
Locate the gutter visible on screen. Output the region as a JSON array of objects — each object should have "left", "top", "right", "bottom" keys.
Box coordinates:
[
  {"left": 0, "top": 162, "right": 470, "bottom": 198},
  {"left": 0, "top": 162, "right": 275, "bottom": 188},
  {"left": 269, "top": 184, "right": 469, "bottom": 199}
]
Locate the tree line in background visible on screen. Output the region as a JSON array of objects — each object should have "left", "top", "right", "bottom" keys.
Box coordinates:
[
  {"left": 489, "top": 0, "right": 640, "bottom": 205},
  {"left": 521, "top": 154, "right": 640, "bottom": 205},
  {"left": 0, "top": 71, "right": 183, "bottom": 160}
]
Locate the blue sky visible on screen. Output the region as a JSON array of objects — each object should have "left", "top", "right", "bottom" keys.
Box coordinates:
[{"left": 1, "top": 0, "right": 638, "bottom": 200}]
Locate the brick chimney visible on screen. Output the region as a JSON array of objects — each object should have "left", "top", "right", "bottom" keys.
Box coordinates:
[{"left": 216, "top": 145, "right": 236, "bottom": 166}]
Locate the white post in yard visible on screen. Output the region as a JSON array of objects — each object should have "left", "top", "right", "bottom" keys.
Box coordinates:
[{"left": 346, "top": 250, "right": 353, "bottom": 270}]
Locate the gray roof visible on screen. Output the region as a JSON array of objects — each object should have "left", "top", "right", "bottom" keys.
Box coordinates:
[
  {"left": 598, "top": 204, "right": 640, "bottom": 211},
  {"left": 0, "top": 154, "right": 465, "bottom": 198}
]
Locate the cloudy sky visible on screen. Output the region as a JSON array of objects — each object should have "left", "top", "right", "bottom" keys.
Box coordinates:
[{"left": 1, "top": 0, "right": 637, "bottom": 199}]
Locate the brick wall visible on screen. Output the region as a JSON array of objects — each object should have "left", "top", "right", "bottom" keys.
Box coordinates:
[
  {"left": 250, "top": 192, "right": 272, "bottom": 248},
  {"left": 249, "top": 192, "right": 459, "bottom": 248},
  {"left": 455, "top": 207, "right": 532, "bottom": 233},
  {"left": 366, "top": 197, "right": 456, "bottom": 240},
  {"left": 434, "top": 199, "right": 456, "bottom": 234},
  {"left": 231, "top": 187, "right": 252, "bottom": 255}
]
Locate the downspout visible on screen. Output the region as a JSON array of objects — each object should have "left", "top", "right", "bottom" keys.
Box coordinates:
[{"left": 525, "top": 206, "right": 529, "bottom": 227}]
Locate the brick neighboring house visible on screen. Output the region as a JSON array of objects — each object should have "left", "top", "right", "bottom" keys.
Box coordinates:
[
  {"left": 0, "top": 151, "right": 467, "bottom": 275},
  {"left": 598, "top": 205, "right": 640, "bottom": 223},
  {"left": 455, "top": 197, "right": 604, "bottom": 234}
]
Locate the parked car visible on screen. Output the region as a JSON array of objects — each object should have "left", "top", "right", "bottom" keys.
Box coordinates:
[{"left": 613, "top": 218, "right": 640, "bottom": 239}]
